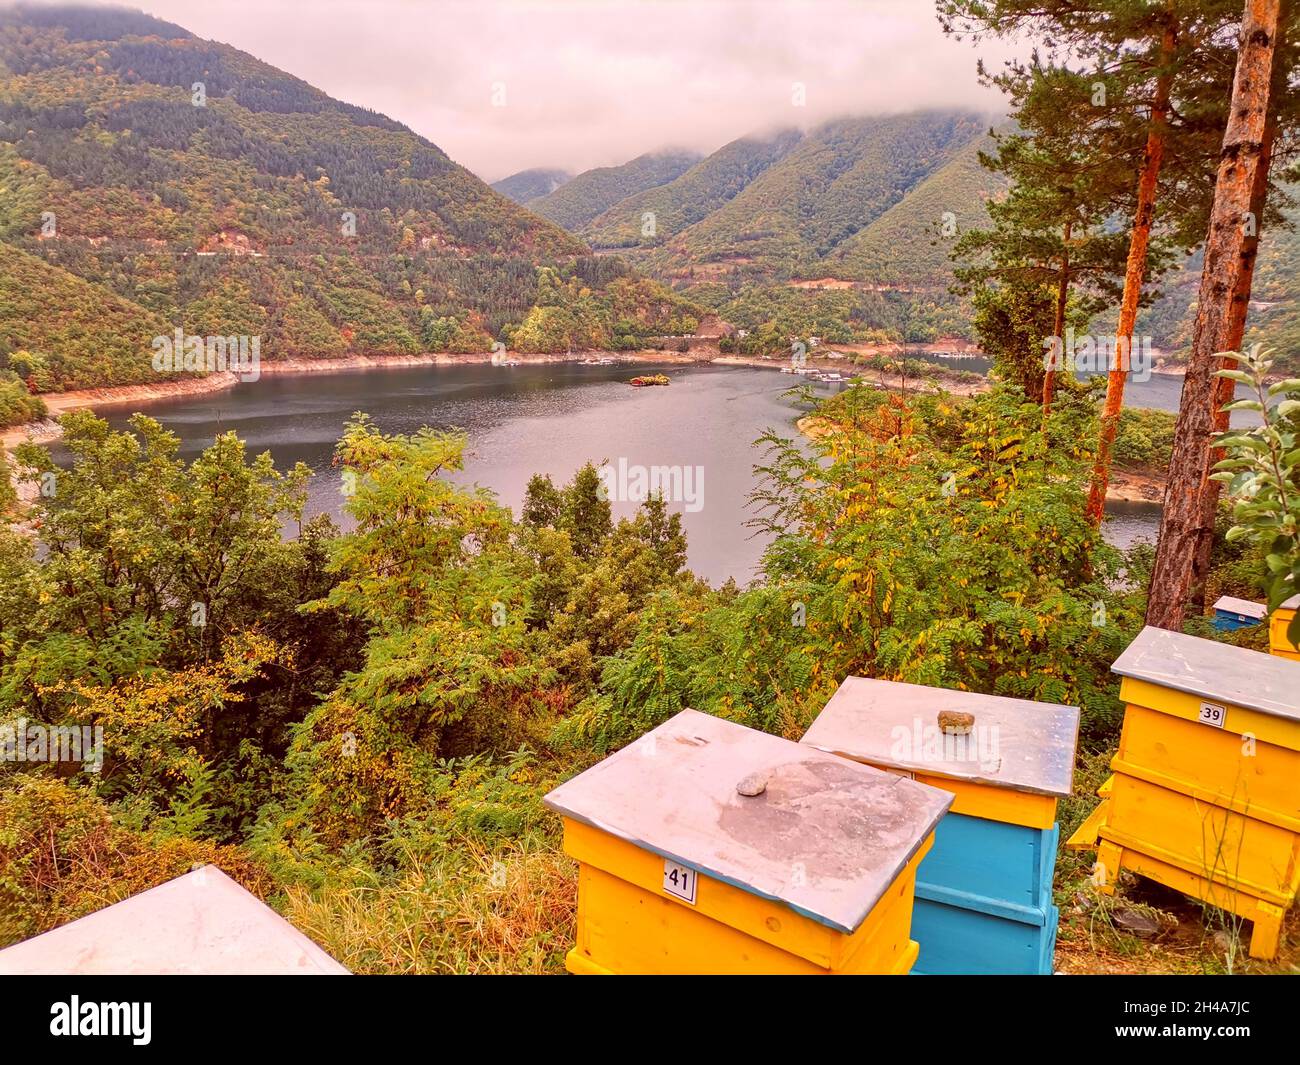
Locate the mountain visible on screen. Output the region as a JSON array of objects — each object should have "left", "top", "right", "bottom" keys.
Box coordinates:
[
  {"left": 579, "top": 129, "right": 804, "bottom": 251},
  {"left": 825, "top": 132, "right": 1005, "bottom": 287},
  {"left": 527, "top": 149, "right": 703, "bottom": 231},
  {"left": 491, "top": 166, "right": 572, "bottom": 204},
  {"left": 646, "top": 111, "right": 988, "bottom": 280},
  {"left": 0, "top": 239, "right": 173, "bottom": 390},
  {"left": 0, "top": 3, "right": 589, "bottom": 392}
]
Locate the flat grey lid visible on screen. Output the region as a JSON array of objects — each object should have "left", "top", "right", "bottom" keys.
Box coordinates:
[
  {"left": 544, "top": 708, "right": 952, "bottom": 934},
  {"left": 1213, "top": 596, "right": 1267, "bottom": 620},
  {"left": 1112, "top": 626, "right": 1300, "bottom": 722},
  {"left": 0, "top": 867, "right": 348, "bottom": 975},
  {"left": 800, "top": 677, "right": 1079, "bottom": 797}
]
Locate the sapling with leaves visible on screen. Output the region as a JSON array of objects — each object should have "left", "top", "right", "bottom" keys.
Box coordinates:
[{"left": 1209, "top": 345, "right": 1300, "bottom": 643}]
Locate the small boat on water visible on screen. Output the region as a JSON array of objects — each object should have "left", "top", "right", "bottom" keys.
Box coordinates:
[{"left": 629, "top": 374, "right": 670, "bottom": 387}]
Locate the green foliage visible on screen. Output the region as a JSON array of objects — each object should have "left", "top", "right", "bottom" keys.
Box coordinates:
[
  {"left": 1210, "top": 346, "right": 1300, "bottom": 644},
  {"left": 0, "top": 367, "right": 45, "bottom": 426},
  {"left": 1113, "top": 406, "right": 1177, "bottom": 470},
  {"left": 528, "top": 150, "right": 702, "bottom": 231},
  {"left": 649, "top": 111, "right": 986, "bottom": 280},
  {"left": 970, "top": 277, "right": 1088, "bottom": 403},
  {"left": 0, "top": 5, "right": 592, "bottom": 395},
  {"left": 581, "top": 131, "right": 802, "bottom": 250},
  {"left": 0, "top": 774, "right": 270, "bottom": 946}
]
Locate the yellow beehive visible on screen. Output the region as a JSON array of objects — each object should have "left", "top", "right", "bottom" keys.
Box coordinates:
[
  {"left": 544, "top": 708, "right": 953, "bottom": 974},
  {"left": 1069, "top": 627, "right": 1300, "bottom": 959},
  {"left": 1269, "top": 593, "right": 1299, "bottom": 661}
]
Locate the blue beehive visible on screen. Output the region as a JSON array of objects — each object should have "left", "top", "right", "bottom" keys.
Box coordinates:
[
  {"left": 1211, "top": 595, "right": 1267, "bottom": 633},
  {"left": 801, "top": 677, "right": 1079, "bottom": 975}
]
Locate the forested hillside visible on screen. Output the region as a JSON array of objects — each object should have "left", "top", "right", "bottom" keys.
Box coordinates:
[
  {"left": 826, "top": 133, "right": 1004, "bottom": 287},
  {"left": 0, "top": 4, "right": 601, "bottom": 393},
  {"left": 645, "top": 111, "right": 987, "bottom": 279},
  {"left": 491, "top": 166, "right": 572, "bottom": 204},
  {"left": 579, "top": 129, "right": 804, "bottom": 251},
  {"left": 526, "top": 149, "right": 702, "bottom": 231}
]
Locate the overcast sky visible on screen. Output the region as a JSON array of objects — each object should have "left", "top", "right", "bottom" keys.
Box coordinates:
[{"left": 80, "top": 0, "right": 1015, "bottom": 181}]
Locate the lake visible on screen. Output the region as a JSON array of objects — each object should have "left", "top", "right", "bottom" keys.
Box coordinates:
[{"left": 67, "top": 360, "right": 1166, "bottom": 584}]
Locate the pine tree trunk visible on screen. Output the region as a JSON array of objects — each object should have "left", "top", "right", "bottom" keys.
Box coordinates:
[
  {"left": 1044, "top": 221, "right": 1072, "bottom": 415},
  {"left": 1188, "top": 107, "right": 1280, "bottom": 610},
  {"left": 1145, "top": 0, "right": 1282, "bottom": 630},
  {"left": 1085, "top": 19, "right": 1177, "bottom": 526}
]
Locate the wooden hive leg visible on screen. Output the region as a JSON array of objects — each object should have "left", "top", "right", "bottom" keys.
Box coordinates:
[
  {"left": 1248, "top": 901, "right": 1285, "bottom": 961},
  {"left": 1093, "top": 841, "right": 1123, "bottom": 896}
]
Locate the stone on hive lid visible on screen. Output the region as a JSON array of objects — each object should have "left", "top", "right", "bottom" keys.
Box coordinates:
[
  {"left": 543, "top": 708, "right": 953, "bottom": 934},
  {"left": 800, "top": 677, "right": 1079, "bottom": 797},
  {"left": 1112, "top": 626, "right": 1300, "bottom": 722},
  {"left": 0, "top": 866, "right": 348, "bottom": 975}
]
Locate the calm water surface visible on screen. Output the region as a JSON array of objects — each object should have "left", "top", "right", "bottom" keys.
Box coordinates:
[{"left": 66, "top": 360, "right": 1166, "bottom": 583}]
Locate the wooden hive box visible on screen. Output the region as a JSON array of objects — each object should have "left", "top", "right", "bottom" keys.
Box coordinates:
[
  {"left": 543, "top": 708, "right": 953, "bottom": 975},
  {"left": 801, "top": 677, "right": 1078, "bottom": 974},
  {"left": 1269, "top": 594, "right": 1299, "bottom": 661},
  {"left": 1212, "top": 595, "right": 1266, "bottom": 633},
  {"left": 1069, "top": 627, "right": 1300, "bottom": 959}
]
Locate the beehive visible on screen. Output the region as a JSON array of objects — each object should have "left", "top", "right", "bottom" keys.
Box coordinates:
[
  {"left": 801, "top": 677, "right": 1078, "bottom": 974},
  {"left": 544, "top": 708, "right": 952, "bottom": 974},
  {"left": 1269, "top": 593, "right": 1299, "bottom": 661},
  {"left": 1068, "top": 627, "right": 1300, "bottom": 959},
  {"left": 1212, "top": 595, "right": 1266, "bottom": 633},
  {"left": 0, "top": 866, "right": 348, "bottom": 974}
]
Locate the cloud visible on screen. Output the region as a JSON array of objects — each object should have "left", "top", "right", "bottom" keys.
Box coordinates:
[{"left": 74, "top": 0, "right": 1015, "bottom": 180}]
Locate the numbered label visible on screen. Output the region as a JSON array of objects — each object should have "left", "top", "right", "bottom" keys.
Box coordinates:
[
  {"left": 663, "top": 859, "right": 698, "bottom": 904},
  {"left": 1198, "top": 701, "right": 1227, "bottom": 729}
]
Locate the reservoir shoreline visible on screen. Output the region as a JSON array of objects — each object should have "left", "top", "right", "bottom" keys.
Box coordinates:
[{"left": 1, "top": 346, "right": 1169, "bottom": 505}]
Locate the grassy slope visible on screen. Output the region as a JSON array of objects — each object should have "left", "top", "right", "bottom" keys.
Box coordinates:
[
  {"left": 578, "top": 129, "right": 804, "bottom": 250},
  {"left": 526, "top": 149, "right": 703, "bottom": 231},
  {"left": 649, "top": 111, "right": 986, "bottom": 275},
  {"left": 826, "top": 133, "right": 1005, "bottom": 286}
]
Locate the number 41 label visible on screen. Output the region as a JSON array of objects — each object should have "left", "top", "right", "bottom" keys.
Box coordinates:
[
  {"left": 663, "top": 859, "right": 698, "bottom": 904},
  {"left": 1199, "top": 701, "right": 1226, "bottom": 728}
]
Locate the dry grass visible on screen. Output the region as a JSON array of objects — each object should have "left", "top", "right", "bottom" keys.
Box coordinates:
[{"left": 277, "top": 837, "right": 577, "bottom": 974}]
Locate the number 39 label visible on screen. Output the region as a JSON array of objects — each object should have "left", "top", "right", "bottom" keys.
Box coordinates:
[
  {"left": 1199, "top": 701, "right": 1227, "bottom": 728},
  {"left": 663, "top": 859, "right": 698, "bottom": 904}
]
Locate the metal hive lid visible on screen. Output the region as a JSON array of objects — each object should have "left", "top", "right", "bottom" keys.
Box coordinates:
[
  {"left": 1213, "top": 596, "right": 1267, "bottom": 620},
  {"left": 543, "top": 708, "right": 953, "bottom": 934},
  {"left": 1112, "top": 626, "right": 1300, "bottom": 722},
  {"left": 800, "top": 676, "right": 1080, "bottom": 798},
  {"left": 0, "top": 867, "right": 348, "bottom": 975}
]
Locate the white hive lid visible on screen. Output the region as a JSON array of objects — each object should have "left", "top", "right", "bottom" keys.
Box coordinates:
[
  {"left": 800, "top": 676, "right": 1079, "bottom": 798},
  {"left": 0, "top": 866, "right": 348, "bottom": 975},
  {"left": 1212, "top": 596, "right": 1267, "bottom": 620},
  {"left": 1111, "top": 626, "right": 1300, "bottom": 722},
  {"left": 543, "top": 708, "right": 953, "bottom": 934}
]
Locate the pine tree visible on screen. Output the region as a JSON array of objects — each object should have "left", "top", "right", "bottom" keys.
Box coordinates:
[{"left": 1147, "top": 0, "right": 1286, "bottom": 629}]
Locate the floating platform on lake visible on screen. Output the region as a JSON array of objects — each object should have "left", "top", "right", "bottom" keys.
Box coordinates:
[
  {"left": 544, "top": 708, "right": 952, "bottom": 974},
  {"left": 1068, "top": 627, "right": 1300, "bottom": 960},
  {"left": 802, "top": 677, "right": 1078, "bottom": 975}
]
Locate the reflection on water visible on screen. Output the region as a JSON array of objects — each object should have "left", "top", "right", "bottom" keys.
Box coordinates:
[
  {"left": 53, "top": 360, "right": 1166, "bottom": 584},
  {"left": 1102, "top": 499, "right": 1162, "bottom": 551}
]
